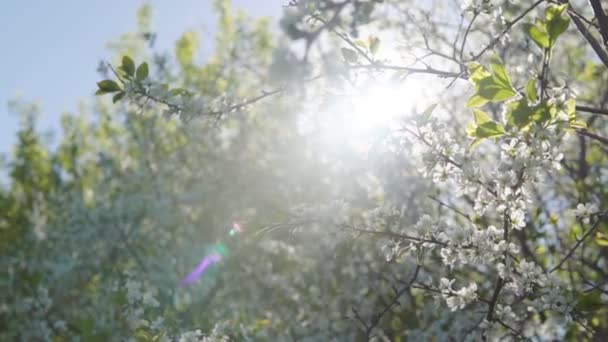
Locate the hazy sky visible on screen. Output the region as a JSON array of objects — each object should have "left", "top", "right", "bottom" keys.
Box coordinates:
[{"left": 0, "top": 0, "right": 285, "bottom": 154}]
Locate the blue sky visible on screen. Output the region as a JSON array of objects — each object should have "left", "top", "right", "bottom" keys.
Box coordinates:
[{"left": 0, "top": 1, "right": 285, "bottom": 155}]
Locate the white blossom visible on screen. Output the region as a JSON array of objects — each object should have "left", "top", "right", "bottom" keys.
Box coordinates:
[{"left": 574, "top": 203, "right": 599, "bottom": 224}]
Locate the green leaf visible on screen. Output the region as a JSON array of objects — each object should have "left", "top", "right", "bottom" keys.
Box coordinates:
[
  {"left": 535, "top": 102, "right": 554, "bottom": 123},
  {"left": 134, "top": 329, "right": 153, "bottom": 342},
  {"left": 469, "top": 138, "right": 484, "bottom": 150},
  {"left": 546, "top": 3, "right": 568, "bottom": 20},
  {"left": 466, "top": 122, "right": 477, "bottom": 138},
  {"left": 415, "top": 103, "right": 437, "bottom": 124},
  {"left": 524, "top": 5, "right": 569, "bottom": 50},
  {"left": 546, "top": 4, "right": 570, "bottom": 45},
  {"left": 354, "top": 40, "right": 367, "bottom": 49},
  {"left": 466, "top": 60, "right": 517, "bottom": 107},
  {"left": 547, "top": 17, "right": 569, "bottom": 44},
  {"left": 476, "top": 121, "right": 505, "bottom": 138},
  {"left": 468, "top": 62, "right": 491, "bottom": 83},
  {"left": 507, "top": 99, "right": 555, "bottom": 128},
  {"left": 507, "top": 99, "right": 534, "bottom": 128},
  {"left": 136, "top": 62, "right": 149, "bottom": 81},
  {"left": 341, "top": 47, "right": 359, "bottom": 63},
  {"left": 595, "top": 232, "right": 608, "bottom": 247},
  {"left": 467, "top": 109, "right": 505, "bottom": 149},
  {"left": 112, "top": 91, "right": 126, "bottom": 103},
  {"left": 96, "top": 80, "right": 122, "bottom": 93},
  {"left": 473, "top": 109, "right": 491, "bottom": 125},
  {"left": 122, "top": 56, "right": 135, "bottom": 76},
  {"left": 524, "top": 23, "right": 550, "bottom": 49},
  {"left": 170, "top": 88, "right": 190, "bottom": 96},
  {"left": 525, "top": 79, "right": 538, "bottom": 102},
  {"left": 466, "top": 95, "right": 488, "bottom": 108},
  {"left": 368, "top": 36, "right": 380, "bottom": 55},
  {"left": 476, "top": 79, "right": 517, "bottom": 102},
  {"left": 176, "top": 31, "right": 199, "bottom": 66},
  {"left": 490, "top": 55, "right": 514, "bottom": 89},
  {"left": 569, "top": 120, "right": 587, "bottom": 129},
  {"left": 564, "top": 99, "right": 576, "bottom": 116}
]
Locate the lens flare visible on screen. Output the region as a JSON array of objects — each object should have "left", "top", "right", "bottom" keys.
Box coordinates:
[
  {"left": 180, "top": 222, "right": 244, "bottom": 287},
  {"left": 179, "top": 252, "right": 221, "bottom": 287}
]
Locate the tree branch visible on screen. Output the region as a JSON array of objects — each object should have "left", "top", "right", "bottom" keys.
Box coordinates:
[
  {"left": 589, "top": 0, "right": 608, "bottom": 47},
  {"left": 550, "top": 216, "right": 605, "bottom": 273},
  {"left": 576, "top": 105, "right": 608, "bottom": 116},
  {"left": 347, "top": 63, "right": 463, "bottom": 78},
  {"left": 577, "top": 129, "right": 608, "bottom": 145},
  {"left": 569, "top": 11, "right": 608, "bottom": 68},
  {"left": 364, "top": 264, "right": 421, "bottom": 340}
]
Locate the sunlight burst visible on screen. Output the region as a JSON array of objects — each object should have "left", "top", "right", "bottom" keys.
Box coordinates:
[{"left": 319, "top": 79, "right": 429, "bottom": 154}]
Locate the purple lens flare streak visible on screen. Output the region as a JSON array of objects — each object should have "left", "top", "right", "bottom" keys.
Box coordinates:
[{"left": 179, "top": 252, "right": 222, "bottom": 287}]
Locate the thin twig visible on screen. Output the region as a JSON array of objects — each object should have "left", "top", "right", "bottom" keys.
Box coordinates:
[
  {"left": 347, "top": 63, "right": 463, "bottom": 78},
  {"left": 364, "top": 264, "right": 421, "bottom": 339},
  {"left": 470, "top": 0, "right": 545, "bottom": 61},
  {"left": 551, "top": 217, "right": 605, "bottom": 273},
  {"left": 428, "top": 195, "right": 472, "bottom": 222},
  {"left": 459, "top": 11, "right": 479, "bottom": 63}
]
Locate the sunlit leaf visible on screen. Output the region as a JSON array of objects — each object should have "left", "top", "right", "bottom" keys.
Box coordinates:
[
  {"left": 507, "top": 98, "right": 546, "bottom": 128},
  {"left": 476, "top": 121, "right": 505, "bottom": 138},
  {"left": 354, "top": 39, "right": 367, "bottom": 49},
  {"left": 466, "top": 95, "right": 488, "bottom": 108},
  {"left": 473, "top": 109, "right": 491, "bottom": 125},
  {"left": 476, "top": 79, "right": 517, "bottom": 102},
  {"left": 467, "top": 59, "right": 517, "bottom": 106},
  {"left": 546, "top": 5, "right": 570, "bottom": 45},
  {"left": 569, "top": 120, "right": 587, "bottom": 129},
  {"left": 595, "top": 232, "right": 608, "bottom": 247},
  {"left": 490, "top": 55, "right": 514, "bottom": 89},
  {"left": 369, "top": 36, "right": 380, "bottom": 55},
  {"left": 524, "top": 23, "right": 550, "bottom": 49},
  {"left": 468, "top": 62, "right": 491, "bottom": 83},
  {"left": 546, "top": 3, "right": 569, "bottom": 21},
  {"left": 525, "top": 79, "right": 538, "bottom": 102},
  {"left": 467, "top": 109, "right": 505, "bottom": 149}
]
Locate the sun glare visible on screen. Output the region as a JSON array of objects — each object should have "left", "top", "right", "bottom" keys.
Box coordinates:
[
  {"left": 318, "top": 79, "right": 428, "bottom": 154},
  {"left": 349, "top": 83, "right": 414, "bottom": 130}
]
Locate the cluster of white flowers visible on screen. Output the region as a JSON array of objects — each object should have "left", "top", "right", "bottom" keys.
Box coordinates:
[
  {"left": 177, "top": 327, "right": 229, "bottom": 342},
  {"left": 460, "top": 0, "right": 493, "bottom": 13},
  {"left": 396, "top": 84, "right": 580, "bottom": 334},
  {"left": 438, "top": 278, "right": 479, "bottom": 311},
  {"left": 14, "top": 286, "right": 52, "bottom": 315},
  {"left": 8, "top": 286, "right": 56, "bottom": 341},
  {"left": 122, "top": 276, "right": 163, "bottom": 332}
]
